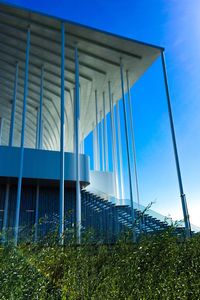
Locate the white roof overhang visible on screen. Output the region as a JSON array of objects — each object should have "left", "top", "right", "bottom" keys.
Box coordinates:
[{"left": 0, "top": 2, "right": 163, "bottom": 151}]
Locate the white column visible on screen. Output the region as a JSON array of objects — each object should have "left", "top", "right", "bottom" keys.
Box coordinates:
[
  {"left": 59, "top": 22, "right": 65, "bottom": 244},
  {"left": 4, "top": 62, "right": 19, "bottom": 242},
  {"left": 75, "top": 46, "right": 81, "bottom": 243},
  {"left": 103, "top": 92, "right": 109, "bottom": 171},
  {"left": 116, "top": 101, "right": 125, "bottom": 202},
  {"left": 38, "top": 65, "right": 44, "bottom": 150},
  {"left": 2, "top": 183, "right": 9, "bottom": 243},
  {"left": 81, "top": 134, "right": 84, "bottom": 154},
  {"left": 95, "top": 90, "right": 99, "bottom": 170},
  {"left": 0, "top": 117, "right": 3, "bottom": 145},
  {"left": 14, "top": 26, "right": 31, "bottom": 246},
  {"left": 161, "top": 51, "right": 191, "bottom": 237},
  {"left": 34, "top": 185, "right": 39, "bottom": 242},
  {"left": 108, "top": 81, "right": 120, "bottom": 200},
  {"left": 120, "top": 59, "right": 136, "bottom": 242},
  {"left": 92, "top": 122, "right": 96, "bottom": 170},
  {"left": 100, "top": 110, "right": 104, "bottom": 171},
  {"left": 35, "top": 108, "right": 39, "bottom": 149},
  {"left": 9, "top": 62, "right": 19, "bottom": 147},
  {"left": 126, "top": 70, "right": 140, "bottom": 210}
]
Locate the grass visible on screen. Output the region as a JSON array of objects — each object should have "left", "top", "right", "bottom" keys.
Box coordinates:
[{"left": 0, "top": 228, "right": 200, "bottom": 299}]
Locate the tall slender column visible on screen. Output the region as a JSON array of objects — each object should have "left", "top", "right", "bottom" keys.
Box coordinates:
[
  {"left": 100, "top": 110, "right": 104, "bottom": 171},
  {"left": 116, "top": 101, "right": 125, "bottom": 202},
  {"left": 103, "top": 92, "right": 109, "bottom": 171},
  {"left": 108, "top": 82, "right": 120, "bottom": 200},
  {"left": 3, "top": 62, "right": 19, "bottom": 242},
  {"left": 92, "top": 123, "right": 96, "bottom": 170},
  {"left": 59, "top": 22, "right": 65, "bottom": 243},
  {"left": 75, "top": 47, "right": 81, "bottom": 243},
  {"left": 95, "top": 90, "right": 99, "bottom": 170},
  {"left": 35, "top": 108, "right": 39, "bottom": 149},
  {"left": 126, "top": 70, "right": 140, "bottom": 210},
  {"left": 120, "top": 59, "right": 136, "bottom": 242},
  {"left": 81, "top": 134, "right": 84, "bottom": 154},
  {"left": 38, "top": 65, "right": 44, "bottom": 150},
  {"left": 9, "top": 62, "right": 19, "bottom": 147},
  {"left": 2, "top": 184, "right": 9, "bottom": 243},
  {"left": 34, "top": 65, "right": 44, "bottom": 242},
  {"left": 14, "top": 26, "right": 31, "bottom": 246},
  {"left": 34, "top": 184, "right": 39, "bottom": 242},
  {"left": 161, "top": 51, "right": 191, "bottom": 237},
  {"left": 0, "top": 118, "right": 3, "bottom": 145}
]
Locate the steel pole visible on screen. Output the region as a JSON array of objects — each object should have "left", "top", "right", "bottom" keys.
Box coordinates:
[
  {"left": 4, "top": 62, "right": 19, "bottom": 242},
  {"left": 81, "top": 134, "right": 84, "bottom": 154},
  {"left": 14, "top": 26, "right": 31, "bottom": 246},
  {"left": 38, "top": 65, "right": 44, "bottom": 150},
  {"left": 34, "top": 66, "right": 44, "bottom": 242},
  {"left": 108, "top": 82, "right": 120, "bottom": 199},
  {"left": 92, "top": 123, "right": 96, "bottom": 170},
  {"left": 0, "top": 117, "right": 3, "bottom": 145},
  {"left": 59, "top": 22, "right": 65, "bottom": 243},
  {"left": 111, "top": 95, "right": 120, "bottom": 200},
  {"left": 2, "top": 183, "right": 9, "bottom": 243},
  {"left": 103, "top": 92, "right": 109, "bottom": 171},
  {"left": 75, "top": 47, "right": 81, "bottom": 243},
  {"left": 120, "top": 59, "right": 136, "bottom": 242},
  {"left": 100, "top": 110, "right": 104, "bottom": 171},
  {"left": 35, "top": 108, "right": 39, "bottom": 149},
  {"left": 116, "top": 101, "right": 125, "bottom": 202},
  {"left": 161, "top": 51, "right": 191, "bottom": 237},
  {"left": 9, "top": 62, "right": 19, "bottom": 147},
  {"left": 95, "top": 90, "right": 99, "bottom": 170},
  {"left": 126, "top": 70, "right": 140, "bottom": 210},
  {"left": 34, "top": 184, "right": 39, "bottom": 242}
]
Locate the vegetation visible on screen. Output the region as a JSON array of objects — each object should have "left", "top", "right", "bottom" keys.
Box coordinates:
[{"left": 0, "top": 228, "right": 200, "bottom": 299}]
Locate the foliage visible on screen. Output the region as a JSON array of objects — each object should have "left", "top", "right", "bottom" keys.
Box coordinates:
[{"left": 0, "top": 229, "right": 200, "bottom": 299}]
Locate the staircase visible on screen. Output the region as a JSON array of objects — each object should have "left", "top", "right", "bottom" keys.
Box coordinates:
[{"left": 81, "top": 189, "right": 185, "bottom": 242}]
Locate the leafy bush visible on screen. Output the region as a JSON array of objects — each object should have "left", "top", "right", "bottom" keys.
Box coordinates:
[{"left": 0, "top": 229, "right": 200, "bottom": 299}]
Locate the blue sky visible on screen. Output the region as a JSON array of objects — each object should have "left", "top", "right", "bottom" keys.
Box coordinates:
[{"left": 2, "top": 0, "right": 200, "bottom": 227}]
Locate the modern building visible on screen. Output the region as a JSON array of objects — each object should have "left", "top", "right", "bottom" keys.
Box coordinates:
[{"left": 0, "top": 2, "right": 191, "bottom": 244}]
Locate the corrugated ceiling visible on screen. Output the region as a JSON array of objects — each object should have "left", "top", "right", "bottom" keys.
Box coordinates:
[{"left": 0, "top": 2, "right": 161, "bottom": 151}]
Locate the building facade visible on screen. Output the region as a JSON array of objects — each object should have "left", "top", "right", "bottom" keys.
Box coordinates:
[{"left": 0, "top": 3, "right": 191, "bottom": 244}]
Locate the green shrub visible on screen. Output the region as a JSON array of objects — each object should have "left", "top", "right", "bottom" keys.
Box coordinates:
[{"left": 0, "top": 229, "right": 200, "bottom": 299}]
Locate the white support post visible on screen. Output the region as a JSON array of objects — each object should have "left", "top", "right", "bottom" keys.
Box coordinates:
[
  {"left": 2, "top": 183, "right": 9, "bottom": 243},
  {"left": 34, "top": 184, "right": 39, "bottom": 242},
  {"left": 3, "top": 62, "right": 19, "bottom": 242},
  {"left": 120, "top": 58, "right": 136, "bottom": 242},
  {"left": 14, "top": 26, "right": 31, "bottom": 246},
  {"left": 103, "top": 92, "right": 109, "bottom": 171},
  {"left": 34, "top": 65, "right": 44, "bottom": 242},
  {"left": 81, "top": 134, "right": 84, "bottom": 154},
  {"left": 0, "top": 117, "right": 3, "bottom": 145},
  {"left": 9, "top": 61, "right": 19, "bottom": 147},
  {"left": 100, "top": 110, "right": 104, "bottom": 171},
  {"left": 59, "top": 22, "right": 65, "bottom": 244},
  {"left": 116, "top": 101, "right": 125, "bottom": 202},
  {"left": 35, "top": 108, "right": 39, "bottom": 149},
  {"left": 108, "top": 82, "right": 120, "bottom": 200},
  {"left": 75, "top": 46, "right": 81, "bottom": 243},
  {"left": 38, "top": 65, "right": 44, "bottom": 150},
  {"left": 161, "top": 51, "right": 191, "bottom": 237},
  {"left": 95, "top": 90, "right": 99, "bottom": 170},
  {"left": 126, "top": 70, "right": 140, "bottom": 211},
  {"left": 92, "top": 123, "right": 96, "bottom": 170}
]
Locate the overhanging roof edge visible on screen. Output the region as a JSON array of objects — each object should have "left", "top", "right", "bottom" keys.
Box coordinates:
[{"left": 0, "top": 0, "right": 165, "bottom": 52}]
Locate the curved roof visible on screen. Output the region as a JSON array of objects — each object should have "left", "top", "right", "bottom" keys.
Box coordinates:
[{"left": 0, "top": 2, "right": 161, "bottom": 151}]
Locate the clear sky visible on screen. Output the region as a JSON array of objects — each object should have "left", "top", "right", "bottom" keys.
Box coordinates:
[{"left": 1, "top": 0, "right": 200, "bottom": 227}]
